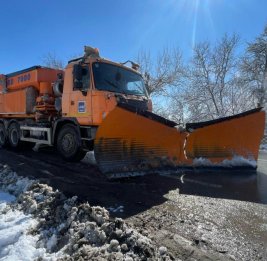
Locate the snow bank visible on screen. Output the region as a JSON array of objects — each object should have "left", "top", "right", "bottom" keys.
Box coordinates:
[
  {"left": 193, "top": 155, "right": 257, "bottom": 168},
  {"left": 0, "top": 190, "right": 61, "bottom": 261},
  {"left": 0, "top": 164, "right": 171, "bottom": 260},
  {"left": 0, "top": 190, "right": 15, "bottom": 205}
]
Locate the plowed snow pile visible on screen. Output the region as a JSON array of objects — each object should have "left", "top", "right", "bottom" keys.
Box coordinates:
[{"left": 0, "top": 164, "right": 171, "bottom": 261}]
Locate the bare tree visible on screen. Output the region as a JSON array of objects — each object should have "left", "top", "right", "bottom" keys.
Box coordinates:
[
  {"left": 136, "top": 47, "right": 186, "bottom": 123},
  {"left": 137, "top": 47, "right": 185, "bottom": 96},
  {"left": 241, "top": 25, "right": 267, "bottom": 107},
  {"left": 182, "top": 34, "right": 255, "bottom": 122},
  {"left": 42, "top": 52, "right": 65, "bottom": 70}
]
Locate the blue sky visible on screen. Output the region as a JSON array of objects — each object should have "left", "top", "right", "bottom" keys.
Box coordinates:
[{"left": 0, "top": 0, "right": 266, "bottom": 74}]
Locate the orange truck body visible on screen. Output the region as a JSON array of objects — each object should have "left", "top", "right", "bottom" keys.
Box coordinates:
[
  {"left": 61, "top": 61, "right": 119, "bottom": 126},
  {"left": 0, "top": 61, "right": 125, "bottom": 126},
  {"left": 0, "top": 67, "right": 62, "bottom": 118},
  {"left": 0, "top": 46, "right": 265, "bottom": 178}
]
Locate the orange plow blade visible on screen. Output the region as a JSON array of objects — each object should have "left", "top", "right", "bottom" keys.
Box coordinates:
[
  {"left": 94, "top": 105, "right": 188, "bottom": 177},
  {"left": 186, "top": 108, "right": 266, "bottom": 163},
  {"left": 94, "top": 105, "right": 265, "bottom": 178}
]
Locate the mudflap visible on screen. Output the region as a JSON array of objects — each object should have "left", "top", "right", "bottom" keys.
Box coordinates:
[{"left": 94, "top": 105, "right": 188, "bottom": 178}]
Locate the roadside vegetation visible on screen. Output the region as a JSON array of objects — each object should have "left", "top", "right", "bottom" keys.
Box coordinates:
[{"left": 137, "top": 25, "right": 267, "bottom": 124}]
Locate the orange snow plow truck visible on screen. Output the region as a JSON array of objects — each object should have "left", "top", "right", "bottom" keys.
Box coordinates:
[{"left": 0, "top": 46, "right": 265, "bottom": 178}]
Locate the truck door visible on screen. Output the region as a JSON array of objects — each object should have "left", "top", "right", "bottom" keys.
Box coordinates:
[{"left": 68, "top": 65, "right": 93, "bottom": 125}]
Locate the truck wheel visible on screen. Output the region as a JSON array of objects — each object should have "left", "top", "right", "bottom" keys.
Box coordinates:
[
  {"left": 57, "top": 124, "right": 86, "bottom": 161},
  {"left": 0, "top": 123, "right": 7, "bottom": 147},
  {"left": 8, "top": 122, "right": 21, "bottom": 148}
]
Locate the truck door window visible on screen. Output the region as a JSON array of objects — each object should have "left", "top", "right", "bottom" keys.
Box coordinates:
[{"left": 73, "top": 67, "right": 90, "bottom": 91}]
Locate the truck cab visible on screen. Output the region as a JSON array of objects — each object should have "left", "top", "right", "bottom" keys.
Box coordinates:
[
  {"left": 62, "top": 51, "right": 150, "bottom": 127},
  {"left": 50, "top": 48, "right": 152, "bottom": 159}
]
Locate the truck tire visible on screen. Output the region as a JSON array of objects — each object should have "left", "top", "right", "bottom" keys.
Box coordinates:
[
  {"left": 0, "top": 123, "right": 8, "bottom": 148},
  {"left": 57, "top": 124, "right": 86, "bottom": 161},
  {"left": 8, "top": 122, "right": 21, "bottom": 148}
]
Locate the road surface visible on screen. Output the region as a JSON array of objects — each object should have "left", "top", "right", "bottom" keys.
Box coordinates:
[{"left": 0, "top": 147, "right": 266, "bottom": 260}]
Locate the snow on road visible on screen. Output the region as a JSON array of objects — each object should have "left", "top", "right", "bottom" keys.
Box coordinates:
[
  {"left": 193, "top": 155, "right": 257, "bottom": 168},
  {"left": 0, "top": 190, "right": 59, "bottom": 261}
]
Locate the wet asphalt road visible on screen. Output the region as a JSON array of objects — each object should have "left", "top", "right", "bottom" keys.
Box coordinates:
[
  {"left": 0, "top": 147, "right": 266, "bottom": 217},
  {"left": 165, "top": 151, "right": 267, "bottom": 204}
]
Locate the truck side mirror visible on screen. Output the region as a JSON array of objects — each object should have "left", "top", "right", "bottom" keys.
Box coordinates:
[{"left": 73, "top": 64, "right": 83, "bottom": 89}]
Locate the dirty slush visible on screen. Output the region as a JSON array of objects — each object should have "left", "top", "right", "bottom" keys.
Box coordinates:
[{"left": 0, "top": 164, "right": 171, "bottom": 260}]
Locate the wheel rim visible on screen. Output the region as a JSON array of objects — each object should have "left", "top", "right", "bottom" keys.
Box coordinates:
[
  {"left": 10, "top": 128, "right": 19, "bottom": 145},
  {"left": 62, "top": 133, "right": 75, "bottom": 153}
]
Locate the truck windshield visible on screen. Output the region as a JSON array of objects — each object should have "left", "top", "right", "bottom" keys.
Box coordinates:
[{"left": 92, "top": 62, "right": 147, "bottom": 96}]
